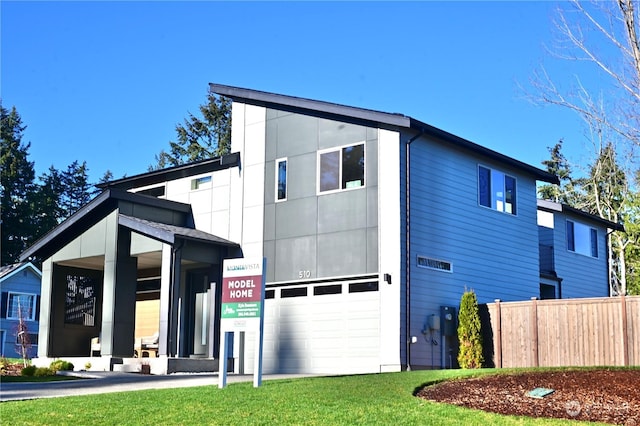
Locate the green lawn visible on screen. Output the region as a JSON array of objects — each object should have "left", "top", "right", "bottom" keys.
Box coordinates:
[{"left": 1, "top": 369, "right": 602, "bottom": 425}]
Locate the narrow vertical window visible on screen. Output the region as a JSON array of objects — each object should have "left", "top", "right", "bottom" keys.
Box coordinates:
[
  {"left": 478, "top": 166, "right": 491, "bottom": 208},
  {"left": 276, "top": 158, "right": 287, "bottom": 201},
  {"left": 590, "top": 228, "right": 598, "bottom": 257},
  {"left": 505, "top": 175, "right": 516, "bottom": 215},
  {"left": 567, "top": 220, "right": 575, "bottom": 252}
]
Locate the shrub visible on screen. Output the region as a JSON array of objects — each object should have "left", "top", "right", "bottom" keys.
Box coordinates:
[
  {"left": 50, "top": 359, "right": 74, "bottom": 372},
  {"left": 34, "top": 367, "right": 53, "bottom": 377},
  {"left": 21, "top": 365, "right": 37, "bottom": 376},
  {"left": 457, "top": 289, "right": 484, "bottom": 369}
]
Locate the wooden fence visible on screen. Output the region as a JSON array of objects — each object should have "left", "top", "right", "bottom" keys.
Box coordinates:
[{"left": 482, "top": 296, "right": 640, "bottom": 368}]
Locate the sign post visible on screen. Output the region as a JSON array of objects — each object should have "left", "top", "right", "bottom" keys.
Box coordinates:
[{"left": 218, "top": 257, "right": 266, "bottom": 388}]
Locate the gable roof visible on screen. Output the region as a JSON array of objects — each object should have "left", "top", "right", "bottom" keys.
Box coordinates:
[
  {"left": 0, "top": 262, "right": 42, "bottom": 282},
  {"left": 537, "top": 199, "right": 625, "bottom": 231},
  {"left": 19, "top": 188, "right": 194, "bottom": 263},
  {"left": 210, "top": 83, "right": 559, "bottom": 184}
]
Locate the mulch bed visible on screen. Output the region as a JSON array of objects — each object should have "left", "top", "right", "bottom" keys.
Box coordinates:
[{"left": 417, "top": 369, "right": 640, "bottom": 425}]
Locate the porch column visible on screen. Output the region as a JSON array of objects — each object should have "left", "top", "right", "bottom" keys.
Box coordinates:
[
  {"left": 101, "top": 221, "right": 137, "bottom": 357},
  {"left": 158, "top": 243, "right": 172, "bottom": 356},
  {"left": 37, "top": 259, "right": 53, "bottom": 358}
]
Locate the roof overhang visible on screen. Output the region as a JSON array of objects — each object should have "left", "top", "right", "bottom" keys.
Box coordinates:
[
  {"left": 537, "top": 199, "right": 625, "bottom": 231},
  {"left": 0, "top": 262, "right": 42, "bottom": 282},
  {"left": 119, "top": 214, "right": 239, "bottom": 247},
  {"left": 98, "top": 152, "right": 240, "bottom": 191},
  {"left": 210, "top": 83, "right": 559, "bottom": 185}
]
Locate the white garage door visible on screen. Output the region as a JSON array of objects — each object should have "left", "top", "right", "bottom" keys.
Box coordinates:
[{"left": 244, "top": 278, "right": 381, "bottom": 374}]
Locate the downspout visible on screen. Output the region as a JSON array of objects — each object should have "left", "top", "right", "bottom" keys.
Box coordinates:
[{"left": 405, "top": 130, "right": 424, "bottom": 371}]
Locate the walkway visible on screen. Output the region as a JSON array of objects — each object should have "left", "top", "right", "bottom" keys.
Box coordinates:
[{"left": 0, "top": 372, "right": 315, "bottom": 402}]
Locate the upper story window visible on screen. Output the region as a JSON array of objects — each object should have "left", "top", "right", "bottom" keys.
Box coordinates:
[
  {"left": 7, "top": 292, "right": 37, "bottom": 321},
  {"left": 191, "top": 175, "right": 212, "bottom": 190},
  {"left": 276, "top": 158, "right": 287, "bottom": 201},
  {"left": 318, "top": 142, "right": 365, "bottom": 193},
  {"left": 567, "top": 220, "right": 598, "bottom": 257},
  {"left": 478, "top": 165, "right": 517, "bottom": 215}
]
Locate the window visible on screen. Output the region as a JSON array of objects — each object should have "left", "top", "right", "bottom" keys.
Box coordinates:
[
  {"left": 478, "top": 166, "right": 517, "bottom": 214},
  {"left": 7, "top": 293, "right": 37, "bottom": 321},
  {"left": 567, "top": 220, "right": 598, "bottom": 257},
  {"left": 191, "top": 175, "right": 212, "bottom": 190},
  {"left": 318, "top": 143, "right": 365, "bottom": 193},
  {"left": 276, "top": 158, "right": 287, "bottom": 201}
]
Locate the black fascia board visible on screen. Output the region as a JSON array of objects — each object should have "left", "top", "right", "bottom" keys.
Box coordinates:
[
  {"left": 408, "top": 118, "right": 560, "bottom": 184},
  {"left": 19, "top": 188, "right": 192, "bottom": 262},
  {"left": 537, "top": 199, "right": 624, "bottom": 231},
  {"left": 209, "top": 83, "right": 410, "bottom": 131},
  {"left": 210, "top": 83, "right": 559, "bottom": 185},
  {"left": 97, "top": 152, "right": 240, "bottom": 191}
]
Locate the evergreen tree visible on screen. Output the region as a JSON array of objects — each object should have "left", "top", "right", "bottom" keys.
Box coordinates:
[
  {"left": 151, "top": 93, "right": 231, "bottom": 170},
  {"left": 60, "top": 161, "right": 92, "bottom": 218},
  {"left": 538, "top": 140, "right": 581, "bottom": 205},
  {"left": 32, "top": 166, "right": 65, "bottom": 239},
  {"left": 0, "top": 105, "right": 36, "bottom": 265},
  {"left": 457, "top": 289, "right": 484, "bottom": 369}
]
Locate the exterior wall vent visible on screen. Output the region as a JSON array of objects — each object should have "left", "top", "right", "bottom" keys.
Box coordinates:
[{"left": 416, "top": 255, "right": 452, "bottom": 273}]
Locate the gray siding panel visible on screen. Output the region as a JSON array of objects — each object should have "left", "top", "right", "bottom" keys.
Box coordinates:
[{"left": 264, "top": 109, "right": 379, "bottom": 282}]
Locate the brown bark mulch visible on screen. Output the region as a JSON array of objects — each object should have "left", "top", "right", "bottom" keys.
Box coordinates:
[{"left": 416, "top": 369, "right": 640, "bottom": 425}]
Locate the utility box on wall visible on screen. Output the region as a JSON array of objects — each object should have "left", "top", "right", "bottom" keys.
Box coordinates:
[{"left": 440, "top": 306, "right": 457, "bottom": 336}]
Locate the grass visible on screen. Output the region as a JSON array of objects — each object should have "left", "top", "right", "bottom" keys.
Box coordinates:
[{"left": 1, "top": 369, "right": 604, "bottom": 426}]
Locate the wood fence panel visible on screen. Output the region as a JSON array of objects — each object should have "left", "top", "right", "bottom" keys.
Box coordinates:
[
  {"left": 628, "top": 298, "right": 640, "bottom": 366},
  {"left": 488, "top": 296, "right": 640, "bottom": 368}
]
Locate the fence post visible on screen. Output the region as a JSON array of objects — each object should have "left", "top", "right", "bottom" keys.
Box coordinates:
[
  {"left": 494, "top": 299, "right": 502, "bottom": 368},
  {"left": 530, "top": 297, "right": 539, "bottom": 367},
  {"left": 621, "top": 295, "right": 629, "bottom": 367}
]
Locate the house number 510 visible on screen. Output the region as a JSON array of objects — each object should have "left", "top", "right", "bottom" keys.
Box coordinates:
[{"left": 298, "top": 270, "right": 311, "bottom": 279}]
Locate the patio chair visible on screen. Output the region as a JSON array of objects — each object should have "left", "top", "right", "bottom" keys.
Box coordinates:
[
  {"left": 135, "top": 332, "right": 159, "bottom": 357},
  {"left": 90, "top": 336, "right": 100, "bottom": 357}
]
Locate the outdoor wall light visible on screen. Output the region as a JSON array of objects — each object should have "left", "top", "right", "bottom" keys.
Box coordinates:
[{"left": 384, "top": 273, "right": 392, "bottom": 284}]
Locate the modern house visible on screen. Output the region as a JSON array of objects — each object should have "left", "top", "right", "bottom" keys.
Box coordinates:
[
  {"left": 20, "top": 83, "right": 621, "bottom": 374},
  {"left": 537, "top": 199, "right": 624, "bottom": 299},
  {"left": 0, "top": 262, "right": 42, "bottom": 359}
]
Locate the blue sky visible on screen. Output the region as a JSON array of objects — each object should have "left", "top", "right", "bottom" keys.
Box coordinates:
[{"left": 2, "top": 1, "right": 599, "bottom": 184}]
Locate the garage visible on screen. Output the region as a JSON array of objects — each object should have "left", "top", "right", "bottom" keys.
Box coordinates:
[{"left": 243, "top": 277, "right": 382, "bottom": 374}]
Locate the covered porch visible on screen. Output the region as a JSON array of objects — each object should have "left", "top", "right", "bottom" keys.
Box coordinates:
[{"left": 21, "top": 189, "right": 240, "bottom": 374}]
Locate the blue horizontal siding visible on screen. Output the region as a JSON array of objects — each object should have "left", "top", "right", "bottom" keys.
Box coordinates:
[
  {"left": 405, "top": 135, "right": 542, "bottom": 367},
  {"left": 553, "top": 214, "right": 609, "bottom": 298}
]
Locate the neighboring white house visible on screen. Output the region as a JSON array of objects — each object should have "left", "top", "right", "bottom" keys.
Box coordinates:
[{"left": 20, "top": 84, "right": 621, "bottom": 374}]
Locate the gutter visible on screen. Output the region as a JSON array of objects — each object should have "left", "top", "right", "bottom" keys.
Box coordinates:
[{"left": 405, "top": 130, "right": 425, "bottom": 371}]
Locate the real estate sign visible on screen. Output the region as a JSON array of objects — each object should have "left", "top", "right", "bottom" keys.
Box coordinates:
[{"left": 219, "top": 257, "right": 266, "bottom": 388}]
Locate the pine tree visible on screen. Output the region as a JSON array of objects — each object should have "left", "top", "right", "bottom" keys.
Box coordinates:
[
  {"left": 1, "top": 105, "right": 37, "bottom": 265},
  {"left": 151, "top": 93, "right": 231, "bottom": 170},
  {"left": 457, "top": 290, "right": 483, "bottom": 369}
]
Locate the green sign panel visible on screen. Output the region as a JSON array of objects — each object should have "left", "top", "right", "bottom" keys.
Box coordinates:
[{"left": 221, "top": 301, "right": 262, "bottom": 319}]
